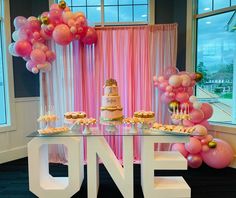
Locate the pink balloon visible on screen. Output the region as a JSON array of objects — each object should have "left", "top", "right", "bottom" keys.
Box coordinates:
[
  {"left": 187, "top": 87, "right": 193, "bottom": 96},
  {"left": 27, "top": 20, "right": 41, "bottom": 33},
  {"left": 201, "top": 134, "right": 213, "bottom": 144},
  {"left": 30, "top": 49, "right": 46, "bottom": 64},
  {"left": 154, "top": 81, "right": 159, "bottom": 87},
  {"left": 32, "top": 67, "right": 39, "bottom": 74},
  {"left": 40, "top": 29, "right": 52, "bottom": 40},
  {"left": 190, "top": 109, "right": 204, "bottom": 123},
  {"left": 73, "top": 12, "right": 85, "bottom": 20},
  {"left": 181, "top": 74, "right": 191, "bottom": 87},
  {"left": 75, "top": 15, "right": 87, "bottom": 27},
  {"left": 201, "top": 103, "right": 213, "bottom": 120},
  {"left": 27, "top": 16, "right": 38, "bottom": 22},
  {"left": 15, "top": 40, "right": 32, "bottom": 57},
  {"left": 26, "top": 60, "right": 37, "bottom": 71},
  {"left": 201, "top": 138, "right": 234, "bottom": 169},
  {"left": 192, "top": 124, "right": 208, "bottom": 136},
  {"left": 171, "top": 143, "right": 188, "bottom": 158},
  {"left": 190, "top": 73, "right": 196, "bottom": 80},
  {"left": 50, "top": 3, "right": 60, "bottom": 10},
  {"left": 49, "top": 9, "right": 63, "bottom": 25},
  {"left": 175, "top": 92, "right": 189, "bottom": 103},
  {"left": 199, "top": 120, "right": 210, "bottom": 130},
  {"left": 46, "top": 50, "right": 56, "bottom": 62},
  {"left": 14, "top": 16, "right": 27, "bottom": 29},
  {"left": 187, "top": 154, "right": 203, "bottom": 168},
  {"left": 62, "top": 11, "right": 74, "bottom": 23},
  {"left": 67, "top": 19, "right": 76, "bottom": 27},
  {"left": 182, "top": 119, "right": 194, "bottom": 127},
  {"left": 157, "top": 76, "right": 165, "bottom": 83},
  {"left": 185, "top": 137, "right": 202, "bottom": 154},
  {"left": 201, "top": 145, "right": 210, "bottom": 152},
  {"left": 158, "top": 81, "right": 169, "bottom": 91},
  {"left": 168, "top": 75, "right": 182, "bottom": 87},
  {"left": 18, "top": 27, "right": 31, "bottom": 40},
  {"left": 81, "top": 27, "right": 97, "bottom": 45},
  {"left": 52, "top": 24, "right": 73, "bottom": 45},
  {"left": 166, "top": 85, "right": 173, "bottom": 92},
  {"left": 76, "top": 26, "right": 87, "bottom": 39},
  {"left": 41, "top": 12, "right": 49, "bottom": 18}
]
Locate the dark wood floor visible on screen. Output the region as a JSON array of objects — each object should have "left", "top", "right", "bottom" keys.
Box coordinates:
[{"left": 0, "top": 158, "right": 236, "bottom": 198}]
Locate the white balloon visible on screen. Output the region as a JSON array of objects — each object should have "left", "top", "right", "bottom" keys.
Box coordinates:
[
  {"left": 189, "top": 95, "right": 197, "bottom": 103},
  {"left": 193, "top": 101, "right": 202, "bottom": 109},
  {"left": 12, "top": 31, "right": 19, "bottom": 41},
  {"left": 8, "top": 42, "right": 19, "bottom": 57}
]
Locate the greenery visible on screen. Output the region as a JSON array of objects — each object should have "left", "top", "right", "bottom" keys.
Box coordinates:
[{"left": 196, "top": 61, "right": 209, "bottom": 86}]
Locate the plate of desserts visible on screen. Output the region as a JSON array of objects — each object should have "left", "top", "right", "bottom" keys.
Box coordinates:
[{"left": 150, "top": 123, "right": 195, "bottom": 135}]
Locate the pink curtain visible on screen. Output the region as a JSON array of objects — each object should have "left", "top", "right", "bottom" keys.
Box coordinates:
[{"left": 40, "top": 24, "right": 178, "bottom": 163}]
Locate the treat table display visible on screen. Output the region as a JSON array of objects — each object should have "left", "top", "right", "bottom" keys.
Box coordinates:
[{"left": 27, "top": 128, "right": 191, "bottom": 198}]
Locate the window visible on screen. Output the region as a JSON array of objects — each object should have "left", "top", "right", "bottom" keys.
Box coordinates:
[
  {"left": 57, "top": 0, "right": 154, "bottom": 25},
  {"left": 195, "top": 0, "right": 236, "bottom": 124},
  {"left": 0, "top": 0, "right": 15, "bottom": 131}
]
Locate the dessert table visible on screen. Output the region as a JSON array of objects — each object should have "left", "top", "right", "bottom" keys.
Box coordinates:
[{"left": 27, "top": 127, "right": 191, "bottom": 198}]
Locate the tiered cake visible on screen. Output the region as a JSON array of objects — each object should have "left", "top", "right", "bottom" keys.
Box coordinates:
[{"left": 100, "top": 79, "right": 123, "bottom": 122}]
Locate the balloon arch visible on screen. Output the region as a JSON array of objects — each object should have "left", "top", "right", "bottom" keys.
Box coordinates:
[
  {"left": 8, "top": 1, "right": 97, "bottom": 74},
  {"left": 153, "top": 68, "right": 234, "bottom": 169}
]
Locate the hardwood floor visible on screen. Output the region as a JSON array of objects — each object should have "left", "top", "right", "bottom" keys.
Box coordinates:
[{"left": 0, "top": 158, "right": 236, "bottom": 198}]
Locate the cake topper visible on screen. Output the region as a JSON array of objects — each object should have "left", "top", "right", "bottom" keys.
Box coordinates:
[{"left": 105, "top": 78, "right": 117, "bottom": 87}]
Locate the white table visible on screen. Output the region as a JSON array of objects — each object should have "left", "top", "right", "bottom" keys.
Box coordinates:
[{"left": 27, "top": 129, "right": 191, "bottom": 198}]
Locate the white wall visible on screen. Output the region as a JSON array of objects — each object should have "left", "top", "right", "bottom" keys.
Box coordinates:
[{"left": 0, "top": 97, "right": 39, "bottom": 164}]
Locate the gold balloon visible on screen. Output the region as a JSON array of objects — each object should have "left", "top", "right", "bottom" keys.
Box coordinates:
[
  {"left": 41, "top": 16, "right": 49, "bottom": 25},
  {"left": 195, "top": 72, "right": 203, "bottom": 82},
  {"left": 208, "top": 141, "right": 217, "bottom": 148},
  {"left": 168, "top": 101, "right": 180, "bottom": 113},
  {"left": 59, "top": 0, "right": 67, "bottom": 9}
]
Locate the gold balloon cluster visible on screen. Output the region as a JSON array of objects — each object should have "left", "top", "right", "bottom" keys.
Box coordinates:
[
  {"left": 168, "top": 100, "right": 180, "bottom": 113},
  {"left": 195, "top": 72, "right": 203, "bottom": 82},
  {"left": 59, "top": 1, "right": 67, "bottom": 9},
  {"left": 40, "top": 16, "right": 49, "bottom": 25}
]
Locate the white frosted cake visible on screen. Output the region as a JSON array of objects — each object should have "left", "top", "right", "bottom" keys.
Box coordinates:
[{"left": 100, "top": 79, "right": 123, "bottom": 122}]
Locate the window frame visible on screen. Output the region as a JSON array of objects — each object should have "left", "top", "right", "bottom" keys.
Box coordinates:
[
  {"left": 0, "top": 0, "right": 16, "bottom": 133},
  {"left": 186, "top": 0, "right": 236, "bottom": 133},
  {"left": 51, "top": 0, "right": 155, "bottom": 25}
]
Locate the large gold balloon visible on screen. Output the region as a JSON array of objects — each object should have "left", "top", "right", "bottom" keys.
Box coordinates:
[
  {"left": 168, "top": 100, "right": 180, "bottom": 113},
  {"left": 208, "top": 141, "right": 217, "bottom": 148},
  {"left": 195, "top": 72, "right": 203, "bottom": 82},
  {"left": 59, "top": 0, "right": 67, "bottom": 9},
  {"left": 41, "top": 16, "right": 49, "bottom": 25}
]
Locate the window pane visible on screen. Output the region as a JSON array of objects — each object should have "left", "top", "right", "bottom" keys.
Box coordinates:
[
  {"left": 196, "top": 12, "right": 236, "bottom": 123},
  {"left": 198, "top": 0, "right": 212, "bottom": 14},
  {"left": 104, "top": 0, "right": 117, "bottom": 5},
  {"left": 72, "top": 6, "right": 87, "bottom": 16},
  {"left": 104, "top": 6, "right": 118, "bottom": 22},
  {"left": 87, "top": 0, "right": 100, "bottom": 6},
  {"left": 87, "top": 7, "right": 101, "bottom": 23},
  {"left": 119, "top": 6, "right": 132, "bottom": 22},
  {"left": 0, "top": 25, "right": 7, "bottom": 125},
  {"left": 134, "top": 5, "right": 148, "bottom": 22},
  {"left": 232, "top": 0, "right": 236, "bottom": 6},
  {"left": 119, "top": 0, "right": 132, "bottom": 5},
  {"left": 72, "top": 0, "right": 86, "bottom": 6},
  {"left": 134, "top": 0, "right": 147, "bottom": 4},
  {"left": 214, "top": 0, "right": 230, "bottom": 10}
]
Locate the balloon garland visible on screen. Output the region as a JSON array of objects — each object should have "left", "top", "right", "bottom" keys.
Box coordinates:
[
  {"left": 154, "top": 68, "right": 234, "bottom": 169},
  {"left": 8, "top": 1, "right": 98, "bottom": 74}
]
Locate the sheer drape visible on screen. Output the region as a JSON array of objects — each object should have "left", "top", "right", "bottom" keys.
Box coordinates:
[{"left": 40, "top": 24, "right": 178, "bottom": 163}]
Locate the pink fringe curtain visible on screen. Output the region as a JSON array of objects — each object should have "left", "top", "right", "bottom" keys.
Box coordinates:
[{"left": 40, "top": 24, "right": 178, "bottom": 163}]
